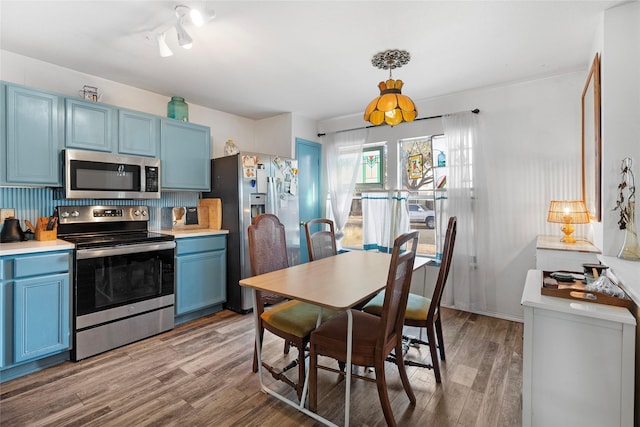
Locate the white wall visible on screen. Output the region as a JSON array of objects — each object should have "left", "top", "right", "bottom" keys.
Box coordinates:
[
  {"left": 0, "top": 50, "right": 256, "bottom": 160},
  {"left": 600, "top": 2, "right": 640, "bottom": 256},
  {"left": 252, "top": 113, "right": 292, "bottom": 158}
]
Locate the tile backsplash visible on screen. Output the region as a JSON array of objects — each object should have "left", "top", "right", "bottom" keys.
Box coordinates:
[{"left": 0, "top": 187, "right": 199, "bottom": 231}]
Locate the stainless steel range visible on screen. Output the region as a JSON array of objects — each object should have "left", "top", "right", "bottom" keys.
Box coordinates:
[{"left": 57, "top": 205, "right": 175, "bottom": 361}]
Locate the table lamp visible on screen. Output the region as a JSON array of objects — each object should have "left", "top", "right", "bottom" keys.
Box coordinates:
[{"left": 547, "top": 200, "right": 590, "bottom": 243}]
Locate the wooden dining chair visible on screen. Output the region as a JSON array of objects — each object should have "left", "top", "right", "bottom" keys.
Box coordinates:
[
  {"left": 249, "top": 213, "right": 335, "bottom": 400},
  {"left": 308, "top": 231, "right": 419, "bottom": 427},
  {"left": 362, "top": 216, "right": 457, "bottom": 383},
  {"left": 304, "top": 218, "right": 337, "bottom": 261}
]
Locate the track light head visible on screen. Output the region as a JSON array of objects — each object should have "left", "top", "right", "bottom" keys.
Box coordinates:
[
  {"left": 156, "top": 32, "right": 173, "bottom": 57},
  {"left": 175, "top": 20, "right": 193, "bottom": 49}
]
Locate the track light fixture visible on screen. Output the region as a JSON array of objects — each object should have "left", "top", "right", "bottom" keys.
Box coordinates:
[
  {"left": 154, "top": 3, "right": 216, "bottom": 57},
  {"left": 157, "top": 32, "right": 173, "bottom": 57}
]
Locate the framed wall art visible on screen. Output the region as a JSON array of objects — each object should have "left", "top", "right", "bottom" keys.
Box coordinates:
[{"left": 582, "top": 53, "right": 601, "bottom": 221}]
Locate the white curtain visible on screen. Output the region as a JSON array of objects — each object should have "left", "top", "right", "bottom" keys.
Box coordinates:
[
  {"left": 324, "top": 128, "right": 367, "bottom": 248},
  {"left": 362, "top": 190, "right": 410, "bottom": 252},
  {"left": 442, "top": 111, "right": 483, "bottom": 311}
]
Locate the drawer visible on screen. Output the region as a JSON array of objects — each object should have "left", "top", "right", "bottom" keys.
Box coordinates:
[
  {"left": 176, "top": 235, "right": 226, "bottom": 255},
  {"left": 11, "top": 252, "right": 71, "bottom": 278}
]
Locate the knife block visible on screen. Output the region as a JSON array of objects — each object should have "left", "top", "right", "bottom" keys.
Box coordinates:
[{"left": 35, "top": 217, "right": 57, "bottom": 241}]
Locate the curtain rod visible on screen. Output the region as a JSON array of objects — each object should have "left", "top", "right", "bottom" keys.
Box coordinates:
[{"left": 317, "top": 108, "right": 479, "bottom": 137}]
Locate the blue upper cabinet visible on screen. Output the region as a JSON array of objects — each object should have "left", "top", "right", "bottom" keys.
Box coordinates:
[
  {"left": 2, "top": 83, "right": 63, "bottom": 186},
  {"left": 160, "top": 119, "right": 211, "bottom": 191},
  {"left": 65, "top": 98, "right": 116, "bottom": 152},
  {"left": 118, "top": 109, "right": 160, "bottom": 157}
]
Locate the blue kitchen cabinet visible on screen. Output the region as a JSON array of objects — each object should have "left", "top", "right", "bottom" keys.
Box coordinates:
[
  {"left": 13, "top": 273, "right": 70, "bottom": 363},
  {"left": 160, "top": 119, "right": 211, "bottom": 191},
  {"left": 65, "top": 98, "right": 116, "bottom": 152},
  {"left": 118, "top": 108, "right": 160, "bottom": 157},
  {"left": 175, "top": 235, "right": 226, "bottom": 316},
  {"left": 1, "top": 82, "right": 63, "bottom": 186},
  {"left": 0, "top": 251, "right": 71, "bottom": 369}
]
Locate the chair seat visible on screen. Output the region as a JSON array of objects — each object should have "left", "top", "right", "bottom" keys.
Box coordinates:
[
  {"left": 262, "top": 300, "right": 337, "bottom": 338},
  {"left": 363, "top": 292, "right": 430, "bottom": 322}
]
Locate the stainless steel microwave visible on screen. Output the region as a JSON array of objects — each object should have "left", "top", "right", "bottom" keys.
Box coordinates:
[{"left": 63, "top": 149, "right": 161, "bottom": 199}]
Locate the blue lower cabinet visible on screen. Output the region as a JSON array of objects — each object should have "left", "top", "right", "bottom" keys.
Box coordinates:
[
  {"left": 0, "top": 251, "right": 72, "bottom": 372},
  {"left": 13, "top": 273, "right": 70, "bottom": 363},
  {"left": 175, "top": 235, "right": 226, "bottom": 316}
]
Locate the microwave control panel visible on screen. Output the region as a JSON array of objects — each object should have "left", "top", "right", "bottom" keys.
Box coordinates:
[{"left": 145, "top": 166, "right": 159, "bottom": 192}]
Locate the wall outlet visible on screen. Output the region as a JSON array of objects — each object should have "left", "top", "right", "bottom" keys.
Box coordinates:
[{"left": 1, "top": 208, "right": 16, "bottom": 224}]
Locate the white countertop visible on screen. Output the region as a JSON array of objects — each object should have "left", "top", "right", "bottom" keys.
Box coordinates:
[
  {"left": 536, "top": 235, "right": 601, "bottom": 253},
  {"left": 521, "top": 269, "right": 635, "bottom": 325},
  {"left": 0, "top": 239, "right": 75, "bottom": 256},
  {"left": 0, "top": 229, "right": 228, "bottom": 256}
]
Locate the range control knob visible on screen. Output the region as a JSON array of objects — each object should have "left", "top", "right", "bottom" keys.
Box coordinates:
[
  {"left": 60, "top": 211, "right": 70, "bottom": 218},
  {"left": 141, "top": 210, "right": 147, "bottom": 216},
  {"left": 133, "top": 209, "right": 141, "bottom": 217},
  {"left": 71, "top": 210, "right": 80, "bottom": 217}
]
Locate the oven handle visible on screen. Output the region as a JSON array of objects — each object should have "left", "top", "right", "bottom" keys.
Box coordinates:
[{"left": 76, "top": 241, "right": 176, "bottom": 259}]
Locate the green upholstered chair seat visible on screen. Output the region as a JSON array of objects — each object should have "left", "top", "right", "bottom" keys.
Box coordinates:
[
  {"left": 363, "top": 292, "right": 430, "bottom": 322},
  {"left": 261, "top": 300, "right": 337, "bottom": 338}
]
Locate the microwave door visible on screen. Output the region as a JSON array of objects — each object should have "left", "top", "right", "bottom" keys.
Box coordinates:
[{"left": 64, "top": 149, "right": 161, "bottom": 199}]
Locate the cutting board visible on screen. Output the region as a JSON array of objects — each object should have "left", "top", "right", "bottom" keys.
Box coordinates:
[
  {"left": 199, "top": 198, "right": 222, "bottom": 230},
  {"left": 541, "top": 270, "right": 632, "bottom": 308}
]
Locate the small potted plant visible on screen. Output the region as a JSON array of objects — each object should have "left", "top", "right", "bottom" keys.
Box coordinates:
[{"left": 613, "top": 157, "right": 640, "bottom": 260}]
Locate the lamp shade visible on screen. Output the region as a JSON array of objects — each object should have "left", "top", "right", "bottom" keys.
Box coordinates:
[
  {"left": 364, "top": 79, "right": 417, "bottom": 126},
  {"left": 547, "top": 200, "right": 590, "bottom": 224}
]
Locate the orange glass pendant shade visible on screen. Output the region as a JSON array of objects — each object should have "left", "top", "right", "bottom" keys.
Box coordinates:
[
  {"left": 364, "top": 49, "right": 418, "bottom": 126},
  {"left": 364, "top": 79, "right": 417, "bottom": 126}
]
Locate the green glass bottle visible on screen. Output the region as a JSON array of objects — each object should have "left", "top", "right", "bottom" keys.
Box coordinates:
[{"left": 167, "top": 96, "right": 189, "bottom": 122}]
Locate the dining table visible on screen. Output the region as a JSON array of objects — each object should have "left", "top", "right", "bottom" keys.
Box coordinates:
[{"left": 239, "top": 249, "right": 396, "bottom": 427}]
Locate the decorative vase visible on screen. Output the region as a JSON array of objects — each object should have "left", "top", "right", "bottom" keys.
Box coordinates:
[
  {"left": 618, "top": 202, "right": 640, "bottom": 261},
  {"left": 167, "top": 96, "right": 188, "bottom": 122}
]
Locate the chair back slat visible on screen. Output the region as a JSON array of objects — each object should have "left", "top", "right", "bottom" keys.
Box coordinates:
[{"left": 379, "top": 231, "right": 419, "bottom": 351}]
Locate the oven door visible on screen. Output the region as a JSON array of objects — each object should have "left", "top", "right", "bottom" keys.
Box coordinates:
[{"left": 75, "top": 241, "right": 175, "bottom": 317}]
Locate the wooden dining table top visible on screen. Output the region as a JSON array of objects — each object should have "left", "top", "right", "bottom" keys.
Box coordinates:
[{"left": 239, "top": 250, "right": 393, "bottom": 311}]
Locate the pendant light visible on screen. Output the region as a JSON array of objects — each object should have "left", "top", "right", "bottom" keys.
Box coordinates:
[{"left": 364, "top": 49, "right": 418, "bottom": 127}]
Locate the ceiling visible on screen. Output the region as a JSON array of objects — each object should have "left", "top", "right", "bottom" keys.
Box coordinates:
[{"left": 0, "top": 1, "right": 626, "bottom": 121}]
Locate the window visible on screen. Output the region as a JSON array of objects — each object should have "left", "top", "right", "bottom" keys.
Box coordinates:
[
  {"left": 342, "top": 143, "right": 387, "bottom": 249},
  {"left": 339, "top": 136, "right": 447, "bottom": 257},
  {"left": 399, "top": 134, "right": 446, "bottom": 256}
]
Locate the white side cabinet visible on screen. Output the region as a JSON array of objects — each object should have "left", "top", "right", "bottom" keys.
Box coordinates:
[
  {"left": 536, "top": 235, "right": 600, "bottom": 272},
  {"left": 522, "top": 269, "right": 635, "bottom": 427}
]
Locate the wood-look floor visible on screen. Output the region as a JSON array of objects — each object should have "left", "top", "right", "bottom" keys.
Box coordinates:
[{"left": 0, "top": 307, "right": 523, "bottom": 426}]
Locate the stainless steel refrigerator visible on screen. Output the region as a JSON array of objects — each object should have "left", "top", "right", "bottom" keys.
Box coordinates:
[{"left": 202, "top": 152, "right": 300, "bottom": 313}]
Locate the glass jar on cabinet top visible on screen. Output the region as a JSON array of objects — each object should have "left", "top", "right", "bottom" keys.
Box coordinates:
[{"left": 167, "top": 96, "right": 189, "bottom": 122}]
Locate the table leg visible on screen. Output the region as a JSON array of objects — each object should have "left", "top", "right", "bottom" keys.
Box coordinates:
[
  {"left": 252, "top": 289, "right": 265, "bottom": 389},
  {"left": 251, "top": 292, "right": 339, "bottom": 426},
  {"left": 345, "top": 309, "right": 353, "bottom": 427},
  {"left": 300, "top": 307, "right": 323, "bottom": 409}
]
